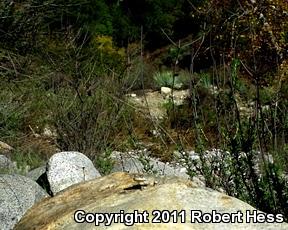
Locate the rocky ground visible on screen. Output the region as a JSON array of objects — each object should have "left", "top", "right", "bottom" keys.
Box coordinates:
[{"left": 1, "top": 150, "right": 287, "bottom": 230}]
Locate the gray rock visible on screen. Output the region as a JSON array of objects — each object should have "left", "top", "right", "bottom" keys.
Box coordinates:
[
  {"left": 111, "top": 151, "right": 186, "bottom": 176},
  {"left": 47, "top": 151, "right": 101, "bottom": 194},
  {"left": 0, "top": 174, "right": 48, "bottom": 230},
  {"left": 111, "top": 151, "right": 144, "bottom": 173},
  {"left": 26, "top": 166, "right": 46, "bottom": 181},
  {"left": 0, "top": 155, "right": 17, "bottom": 174},
  {"left": 111, "top": 151, "right": 204, "bottom": 186}
]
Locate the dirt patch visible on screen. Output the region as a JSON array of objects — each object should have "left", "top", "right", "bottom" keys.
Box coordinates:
[{"left": 126, "top": 89, "right": 190, "bottom": 120}]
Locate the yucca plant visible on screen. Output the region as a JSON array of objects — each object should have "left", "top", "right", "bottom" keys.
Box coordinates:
[
  {"left": 199, "top": 73, "right": 211, "bottom": 88},
  {"left": 153, "top": 71, "right": 183, "bottom": 89}
]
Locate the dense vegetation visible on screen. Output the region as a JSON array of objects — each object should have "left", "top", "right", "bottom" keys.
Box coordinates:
[{"left": 1, "top": 0, "right": 288, "bottom": 219}]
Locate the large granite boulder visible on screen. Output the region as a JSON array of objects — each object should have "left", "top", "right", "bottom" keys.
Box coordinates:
[
  {"left": 0, "top": 174, "right": 48, "bottom": 230},
  {"left": 47, "top": 151, "right": 101, "bottom": 194},
  {"left": 15, "top": 172, "right": 287, "bottom": 229}
]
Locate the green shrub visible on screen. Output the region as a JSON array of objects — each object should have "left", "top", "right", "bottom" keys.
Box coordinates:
[
  {"left": 169, "top": 57, "right": 288, "bottom": 220},
  {"left": 94, "top": 148, "right": 114, "bottom": 175}
]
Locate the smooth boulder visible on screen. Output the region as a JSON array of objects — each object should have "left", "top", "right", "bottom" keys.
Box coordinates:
[
  {"left": 47, "top": 151, "right": 101, "bottom": 194},
  {"left": 15, "top": 172, "right": 287, "bottom": 229},
  {"left": 0, "top": 174, "right": 48, "bottom": 230}
]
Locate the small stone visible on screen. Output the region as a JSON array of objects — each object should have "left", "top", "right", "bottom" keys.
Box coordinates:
[{"left": 161, "top": 87, "right": 172, "bottom": 95}]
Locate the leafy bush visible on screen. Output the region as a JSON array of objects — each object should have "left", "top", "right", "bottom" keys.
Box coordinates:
[
  {"left": 94, "top": 148, "right": 114, "bottom": 175},
  {"left": 176, "top": 58, "right": 288, "bottom": 220}
]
